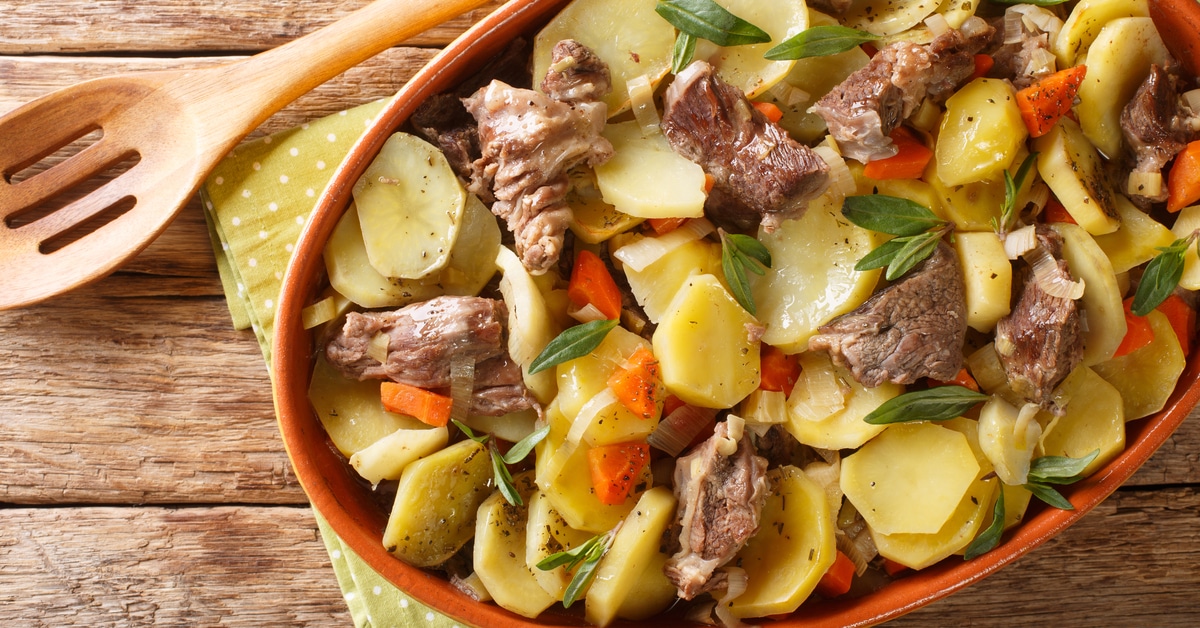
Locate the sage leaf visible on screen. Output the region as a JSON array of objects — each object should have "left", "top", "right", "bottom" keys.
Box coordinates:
[
  {"left": 655, "top": 0, "right": 771, "bottom": 47},
  {"left": 885, "top": 231, "right": 943, "bottom": 281},
  {"left": 529, "top": 319, "right": 619, "bottom": 374},
  {"left": 721, "top": 231, "right": 771, "bottom": 315},
  {"left": 963, "top": 488, "right": 1005, "bottom": 560},
  {"left": 1025, "top": 481, "right": 1075, "bottom": 510},
  {"left": 726, "top": 232, "right": 772, "bottom": 267},
  {"left": 863, "top": 385, "right": 990, "bottom": 425},
  {"left": 997, "top": 152, "right": 1038, "bottom": 233},
  {"left": 764, "top": 25, "right": 879, "bottom": 60},
  {"left": 1027, "top": 449, "right": 1099, "bottom": 485},
  {"left": 536, "top": 534, "right": 603, "bottom": 571},
  {"left": 536, "top": 530, "right": 616, "bottom": 608},
  {"left": 491, "top": 448, "right": 523, "bottom": 506},
  {"left": 672, "top": 31, "right": 697, "bottom": 74},
  {"left": 1131, "top": 237, "right": 1193, "bottom": 316},
  {"left": 854, "top": 238, "right": 908, "bottom": 272},
  {"left": 501, "top": 424, "right": 551, "bottom": 465},
  {"left": 451, "top": 419, "right": 488, "bottom": 444},
  {"left": 842, "top": 194, "right": 948, "bottom": 237}
]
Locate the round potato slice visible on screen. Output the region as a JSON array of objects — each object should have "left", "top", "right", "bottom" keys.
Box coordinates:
[
  {"left": 843, "top": 0, "right": 942, "bottom": 37},
  {"left": 691, "top": 0, "right": 809, "bottom": 98}
]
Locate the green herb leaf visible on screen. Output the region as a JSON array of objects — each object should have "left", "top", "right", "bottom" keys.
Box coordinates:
[
  {"left": 885, "top": 231, "right": 943, "bottom": 281},
  {"left": 721, "top": 230, "right": 772, "bottom": 315},
  {"left": 529, "top": 319, "right": 619, "bottom": 374},
  {"left": 535, "top": 529, "right": 617, "bottom": 608},
  {"left": 1027, "top": 449, "right": 1100, "bottom": 485},
  {"left": 672, "top": 31, "right": 697, "bottom": 74},
  {"left": 452, "top": 419, "right": 488, "bottom": 444},
  {"left": 964, "top": 488, "right": 1005, "bottom": 560},
  {"left": 561, "top": 545, "right": 605, "bottom": 607},
  {"left": 854, "top": 238, "right": 908, "bottom": 272},
  {"left": 842, "top": 195, "right": 948, "bottom": 237},
  {"left": 764, "top": 24, "right": 879, "bottom": 60},
  {"left": 1131, "top": 237, "right": 1194, "bottom": 316},
  {"left": 535, "top": 535, "right": 602, "bottom": 571},
  {"left": 655, "top": 0, "right": 771, "bottom": 47},
  {"left": 998, "top": 152, "right": 1038, "bottom": 233},
  {"left": 1024, "top": 481, "right": 1075, "bottom": 510},
  {"left": 863, "top": 385, "right": 990, "bottom": 425},
  {"left": 490, "top": 447, "right": 523, "bottom": 506},
  {"left": 501, "top": 424, "right": 551, "bottom": 465}
]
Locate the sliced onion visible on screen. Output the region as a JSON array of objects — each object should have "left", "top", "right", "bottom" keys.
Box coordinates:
[
  {"left": 739, "top": 389, "right": 788, "bottom": 426},
  {"left": 449, "top": 353, "right": 476, "bottom": 425},
  {"left": 367, "top": 331, "right": 390, "bottom": 364},
  {"left": 612, "top": 218, "right": 715, "bottom": 272},
  {"left": 1184, "top": 88, "right": 1200, "bottom": 113},
  {"left": 1025, "top": 245, "right": 1086, "bottom": 300},
  {"left": 628, "top": 74, "right": 662, "bottom": 137},
  {"left": 836, "top": 523, "right": 878, "bottom": 576},
  {"left": 1027, "top": 181, "right": 1050, "bottom": 215},
  {"left": 1128, "top": 170, "right": 1164, "bottom": 198},
  {"left": 713, "top": 567, "right": 750, "bottom": 628},
  {"left": 647, "top": 404, "right": 717, "bottom": 456},
  {"left": 767, "top": 80, "right": 811, "bottom": 108},
  {"left": 1015, "top": 5, "right": 1063, "bottom": 40},
  {"left": 568, "top": 388, "right": 619, "bottom": 447},
  {"left": 1003, "top": 224, "right": 1038, "bottom": 260},
  {"left": 569, "top": 301, "right": 608, "bottom": 324},
  {"left": 790, "top": 359, "right": 848, "bottom": 422},
  {"left": 1024, "top": 47, "right": 1057, "bottom": 78},
  {"left": 924, "top": 13, "right": 950, "bottom": 37},
  {"left": 1003, "top": 10, "right": 1025, "bottom": 44},
  {"left": 804, "top": 460, "right": 843, "bottom": 519},
  {"left": 813, "top": 145, "right": 856, "bottom": 199},
  {"left": 451, "top": 572, "right": 493, "bottom": 602},
  {"left": 301, "top": 297, "right": 339, "bottom": 330}
]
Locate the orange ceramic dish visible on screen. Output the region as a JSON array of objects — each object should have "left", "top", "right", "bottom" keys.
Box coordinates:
[{"left": 271, "top": 0, "right": 1200, "bottom": 625}]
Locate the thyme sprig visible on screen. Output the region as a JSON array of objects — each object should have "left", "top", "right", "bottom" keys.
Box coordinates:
[
  {"left": 535, "top": 524, "right": 621, "bottom": 607},
  {"left": 993, "top": 152, "right": 1039, "bottom": 234}
]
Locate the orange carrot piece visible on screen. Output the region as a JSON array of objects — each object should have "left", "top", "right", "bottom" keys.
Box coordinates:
[
  {"left": 751, "top": 100, "right": 784, "bottom": 123},
  {"left": 1113, "top": 297, "right": 1156, "bottom": 358},
  {"left": 1167, "top": 140, "right": 1200, "bottom": 212},
  {"left": 662, "top": 393, "right": 687, "bottom": 417},
  {"left": 1157, "top": 293, "right": 1197, "bottom": 356},
  {"left": 1015, "top": 65, "right": 1087, "bottom": 137},
  {"left": 1042, "top": 196, "right": 1077, "bottom": 224},
  {"left": 703, "top": 172, "right": 716, "bottom": 194},
  {"left": 971, "top": 53, "right": 994, "bottom": 80},
  {"left": 930, "top": 367, "right": 981, "bottom": 393},
  {"left": 646, "top": 216, "right": 689, "bottom": 236},
  {"left": 815, "top": 550, "right": 857, "bottom": 598},
  {"left": 1149, "top": 0, "right": 1200, "bottom": 78},
  {"left": 608, "top": 346, "right": 665, "bottom": 420},
  {"left": 882, "top": 558, "right": 909, "bottom": 577},
  {"left": 567, "top": 249, "right": 623, "bottom": 320},
  {"left": 587, "top": 442, "right": 651, "bottom": 505},
  {"left": 863, "top": 126, "right": 933, "bottom": 180},
  {"left": 380, "top": 381, "right": 453, "bottom": 427},
  {"left": 759, "top": 344, "right": 801, "bottom": 396}
]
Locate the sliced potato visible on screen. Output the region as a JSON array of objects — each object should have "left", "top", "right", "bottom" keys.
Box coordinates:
[
  {"left": 935, "top": 78, "right": 1027, "bottom": 187},
  {"left": 785, "top": 351, "right": 901, "bottom": 450},
  {"left": 692, "top": 0, "right": 809, "bottom": 98},
  {"left": 1077, "top": 17, "right": 1171, "bottom": 158},
  {"left": 844, "top": 0, "right": 942, "bottom": 36},
  {"left": 1052, "top": 222, "right": 1126, "bottom": 365},
  {"left": 348, "top": 425, "right": 449, "bottom": 487},
  {"left": 532, "top": 0, "right": 674, "bottom": 116},
  {"left": 1053, "top": 0, "right": 1150, "bottom": 68},
  {"left": 352, "top": 132, "right": 466, "bottom": 279},
  {"left": 728, "top": 466, "right": 836, "bottom": 618},
  {"left": 458, "top": 408, "right": 540, "bottom": 445},
  {"left": 567, "top": 169, "right": 644, "bottom": 244},
  {"left": 595, "top": 122, "right": 707, "bottom": 219},
  {"left": 526, "top": 489, "right": 595, "bottom": 599},
  {"left": 324, "top": 204, "right": 442, "bottom": 308},
  {"left": 307, "top": 354, "right": 425, "bottom": 456},
  {"left": 953, "top": 231, "right": 1013, "bottom": 332},
  {"left": 750, "top": 197, "right": 884, "bottom": 353},
  {"left": 977, "top": 397, "right": 1041, "bottom": 486},
  {"left": 622, "top": 237, "right": 722, "bottom": 323},
  {"left": 841, "top": 422, "right": 981, "bottom": 535},
  {"left": 653, "top": 273, "right": 761, "bottom": 408},
  {"left": 1034, "top": 118, "right": 1120, "bottom": 235},
  {"left": 585, "top": 486, "right": 677, "bottom": 627},
  {"left": 1094, "top": 193, "right": 1176, "bottom": 274},
  {"left": 1041, "top": 366, "right": 1125, "bottom": 477},
  {"left": 613, "top": 552, "right": 677, "bottom": 621},
  {"left": 1092, "top": 309, "right": 1186, "bottom": 421},
  {"left": 872, "top": 475, "right": 997, "bottom": 569},
  {"left": 853, "top": 164, "right": 946, "bottom": 218},
  {"left": 474, "top": 473, "right": 557, "bottom": 618},
  {"left": 382, "top": 439, "right": 493, "bottom": 567},
  {"left": 496, "top": 246, "right": 562, "bottom": 404},
  {"left": 1171, "top": 205, "right": 1200, "bottom": 290},
  {"left": 440, "top": 194, "right": 502, "bottom": 296}
]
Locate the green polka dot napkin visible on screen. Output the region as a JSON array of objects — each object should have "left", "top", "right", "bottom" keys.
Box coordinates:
[{"left": 201, "top": 99, "right": 465, "bottom": 628}]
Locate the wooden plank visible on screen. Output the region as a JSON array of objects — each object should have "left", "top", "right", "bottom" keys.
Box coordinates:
[
  {"left": 1, "top": 489, "right": 1196, "bottom": 626},
  {"left": 0, "top": 506, "right": 350, "bottom": 625},
  {"left": 0, "top": 0, "right": 507, "bottom": 54}
]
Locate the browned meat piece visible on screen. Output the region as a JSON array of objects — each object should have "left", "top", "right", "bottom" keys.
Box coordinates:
[
  {"left": 665, "top": 420, "right": 769, "bottom": 600},
  {"left": 987, "top": 8, "right": 1059, "bottom": 90},
  {"left": 1122, "top": 64, "right": 1200, "bottom": 204},
  {"left": 661, "top": 60, "right": 830, "bottom": 232},
  {"left": 753, "top": 425, "right": 812, "bottom": 469},
  {"left": 815, "top": 17, "right": 994, "bottom": 163},
  {"left": 994, "top": 227, "right": 1083, "bottom": 410},
  {"left": 464, "top": 77, "right": 612, "bottom": 273},
  {"left": 808, "top": 240, "right": 968, "bottom": 387},
  {"left": 540, "top": 39, "right": 612, "bottom": 104},
  {"left": 324, "top": 296, "right": 537, "bottom": 416}
]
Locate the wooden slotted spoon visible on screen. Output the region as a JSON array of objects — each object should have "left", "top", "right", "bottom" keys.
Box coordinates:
[{"left": 0, "top": 0, "right": 492, "bottom": 310}]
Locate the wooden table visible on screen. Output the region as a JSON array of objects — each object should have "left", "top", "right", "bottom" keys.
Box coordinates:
[{"left": 1, "top": 1, "right": 1197, "bottom": 625}]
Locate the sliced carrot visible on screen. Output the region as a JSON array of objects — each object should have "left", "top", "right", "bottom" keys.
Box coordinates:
[
  {"left": 970, "top": 53, "right": 994, "bottom": 80},
  {"left": 815, "top": 550, "right": 856, "bottom": 598},
  {"left": 662, "top": 393, "right": 687, "bottom": 417},
  {"left": 646, "top": 216, "right": 689, "bottom": 236},
  {"left": 1113, "top": 296, "right": 1156, "bottom": 358},
  {"left": 1149, "top": 0, "right": 1200, "bottom": 78},
  {"left": 587, "top": 442, "right": 651, "bottom": 505},
  {"left": 1156, "top": 293, "right": 1197, "bottom": 356},
  {"left": 1042, "top": 196, "right": 1077, "bottom": 224},
  {"left": 863, "top": 126, "right": 933, "bottom": 180},
  {"left": 567, "top": 249, "right": 623, "bottom": 320},
  {"left": 380, "top": 381, "right": 453, "bottom": 427},
  {"left": 703, "top": 172, "right": 716, "bottom": 194},
  {"left": 882, "top": 558, "right": 909, "bottom": 577},
  {"left": 1015, "top": 65, "right": 1088, "bottom": 137},
  {"left": 751, "top": 100, "right": 784, "bottom": 123},
  {"left": 1167, "top": 140, "right": 1200, "bottom": 212},
  {"left": 930, "top": 367, "right": 980, "bottom": 393},
  {"left": 759, "top": 344, "right": 801, "bottom": 396},
  {"left": 608, "top": 346, "right": 665, "bottom": 420}
]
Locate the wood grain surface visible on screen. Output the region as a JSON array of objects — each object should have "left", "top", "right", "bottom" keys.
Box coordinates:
[{"left": 1, "top": 1, "right": 1197, "bottom": 626}]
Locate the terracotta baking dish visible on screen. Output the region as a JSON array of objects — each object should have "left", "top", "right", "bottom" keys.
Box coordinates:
[{"left": 272, "top": 0, "right": 1200, "bottom": 625}]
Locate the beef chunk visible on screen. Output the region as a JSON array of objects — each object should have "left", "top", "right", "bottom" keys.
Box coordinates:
[
  {"left": 994, "top": 226, "right": 1083, "bottom": 410},
  {"left": 324, "top": 296, "right": 537, "bottom": 416},
  {"left": 808, "top": 240, "right": 968, "bottom": 387},
  {"left": 1122, "top": 64, "right": 1200, "bottom": 204},
  {"left": 540, "top": 39, "right": 612, "bottom": 104},
  {"left": 815, "top": 17, "right": 994, "bottom": 163},
  {"left": 661, "top": 61, "right": 831, "bottom": 232},
  {"left": 665, "top": 420, "right": 769, "bottom": 600},
  {"left": 987, "top": 7, "right": 1060, "bottom": 90}
]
